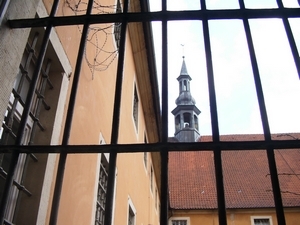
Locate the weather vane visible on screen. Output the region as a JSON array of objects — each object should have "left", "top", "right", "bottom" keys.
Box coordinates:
[{"left": 181, "top": 44, "right": 185, "bottom": 58}]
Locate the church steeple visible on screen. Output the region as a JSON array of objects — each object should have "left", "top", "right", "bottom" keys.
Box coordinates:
[{"left": 171, "top": 56, "right": 201, "bottom": 142}]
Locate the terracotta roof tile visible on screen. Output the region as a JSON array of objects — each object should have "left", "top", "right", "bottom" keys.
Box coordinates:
[{"left": 169, "top": 133, "right": 300, "bottom": 209}]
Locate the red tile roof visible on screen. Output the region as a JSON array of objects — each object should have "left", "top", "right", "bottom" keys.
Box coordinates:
[{"left": 168, "top": 133, "right": 300, "bottom": 209}]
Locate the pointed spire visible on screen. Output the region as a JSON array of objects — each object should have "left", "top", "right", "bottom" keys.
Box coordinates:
[{"left": 180, "top": 56, "right": 189, "bottom": 76}]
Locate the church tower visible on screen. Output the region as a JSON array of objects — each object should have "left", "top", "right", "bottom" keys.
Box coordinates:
[{"left": 171, "top": 56, "right": 201, "bottom": 142}]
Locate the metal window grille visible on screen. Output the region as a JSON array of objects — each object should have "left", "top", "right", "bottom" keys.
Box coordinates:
[
  {"left": 172, "top": 220, "right": 187, "bottom": 225},
  {"left": 254, "top": 219, "right": 270, "bottom": 225},
  {"left": 0, "top": 1, "right": 300, "bottom": 225},
  {"left": 95, "top": 155, "right": 109, "bottom": 225}
]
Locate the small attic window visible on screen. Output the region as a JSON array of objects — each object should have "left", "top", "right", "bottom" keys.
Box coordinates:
[
  {"left": 133, "top": 84, "right": 139, "bottom": 131},
  {"left": 251, "top": 216, "right": 272, "bottom": 225}
]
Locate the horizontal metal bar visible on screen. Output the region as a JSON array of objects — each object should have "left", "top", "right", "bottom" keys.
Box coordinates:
[
  {"left": 8, "top": 8, "right": 300, "bottom": 29},
  {"left": 0, "top": 139, "right": 300, "bottom": 153}
]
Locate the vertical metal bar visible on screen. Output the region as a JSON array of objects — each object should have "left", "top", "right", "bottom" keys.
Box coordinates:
[
  {"left": 49, "top": 0, "right": 94, "bottom": 224},
  {"left": 238, "top": 0, "right": 271, "bottom": 139},
  {"left": 104, "top": 0, "right": 129, "bottom": 225},
  {"left": 200, "top": 2, "right": 219, "bottom": 141},
  {"left": 160, "top": 0, "right": 168, "bottom": 223},
  {"left": 276, "top": 0, "right": 300, "bottom": 79},
  {"left": 200, "top": 1, "right": 226, "bottom": 224},
  {"left": 0, "top": 0, "right": 60, "bottom": 223},
  {"left": 238, "top": 1, "right": 286, "bottom": 224}
]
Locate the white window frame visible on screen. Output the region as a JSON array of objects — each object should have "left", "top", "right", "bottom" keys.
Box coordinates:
[
  {"left": 169, "top": 217, "right": 190, "bottom": 225},
  {"left": 127, "top": 197, "right": 136, "bottom": 225},
  {"left": 251, "top": 216, "right": 273, "bottom": 225},
  {"left": 91, "top": 132, "right": 118, "bottom": 225}
]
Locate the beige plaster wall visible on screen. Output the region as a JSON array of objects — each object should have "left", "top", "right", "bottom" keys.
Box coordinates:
[{"left": 171, "top": 208, "right": 300, "bottom": 225}]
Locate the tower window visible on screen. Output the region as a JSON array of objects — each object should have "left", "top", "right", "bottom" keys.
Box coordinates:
[
  {"left": 175, "top": 115, "right": 180, "bottom": 132},
  {"left": 183, "top": 80, "right": 187, "bottom": 91},
  {"left": 183, "top": 113, "right": 191, "bottom": 128},
  {"left": 194, "top": 115, "right": 198, "bottom": 131}
]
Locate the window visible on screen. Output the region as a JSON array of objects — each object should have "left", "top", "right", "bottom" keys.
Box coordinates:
[
  {"left": 150, "top": 165, "right": 153, "bottom": 192},
  {"left": 0, "top": 1, "right": 71, "bottom": 220},
  {"left": 155, "top": 188, "right": 158, "bottom": 209},
  {"left": 251, "top": 216, "right": 273, "bottom": 225},
  {"left": 143, "top": 152, "right": 147, "bottom": 168},
  {"left": 113, "top": 0, "right": 122, "bottom": 49},
  {"left": 128, "top": 206, "right": 135, "bottom": 225},
  {"left": 132, "top": 84, "right": 139, "bottom": 131},
  {"left": 172, "top": 220, "right": 187, "bottom": 225},
  {"left": 254, "top": 219, "right": 270, "bottom": 225},
  {"left": 95, "top": 154, "right": 109, "bottom": 225},
  {"left": 169, "top": 217, "right": 190, "bottom": 225},
  {"left": 127, "top": 198, "right": 136, "bottom": 225},
  {"left": 0, "top": 27, "right": 66, "bottom": 223},
  {"left": 143, "top": 134, "right": 147, "bottom": 169}
]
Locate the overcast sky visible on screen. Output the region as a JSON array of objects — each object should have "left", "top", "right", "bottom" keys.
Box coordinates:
[{"left": 150, "top": 0, "right": 300, "bottom": 136}]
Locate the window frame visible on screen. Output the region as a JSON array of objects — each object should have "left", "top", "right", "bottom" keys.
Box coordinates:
[
  {"left": 127, "top": 197, "right": 136, "bottom": 225},
  {"left": 251, "top": 216, "right": 273, "bottom": 225},
  {"left": 169, "top": 217, "right": 190, "bottom": 225}
]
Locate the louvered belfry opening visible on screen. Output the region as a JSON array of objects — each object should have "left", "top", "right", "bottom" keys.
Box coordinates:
[{"left": 1, "top": 1, "right": 300, "bottom": 225}]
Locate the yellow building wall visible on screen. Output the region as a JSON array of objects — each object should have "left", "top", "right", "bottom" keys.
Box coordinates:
[
  {"left": 170, "top": 208, "right": 300, "bottom": 225},
  {"left": 41, "top": 1, "right": 160, "bottom": 225}
]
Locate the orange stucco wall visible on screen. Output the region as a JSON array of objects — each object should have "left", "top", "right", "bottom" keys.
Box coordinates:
[{"left": 41, "top": 1, "right": 160, "bottom": 225}]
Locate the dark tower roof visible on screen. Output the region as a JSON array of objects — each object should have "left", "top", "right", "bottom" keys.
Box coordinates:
[
  {"left": 175, "top": 57, "right": 197, "bottom": 106},
  {"left": 180, "top": 56, "right": 189, "bottom": 75}
]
